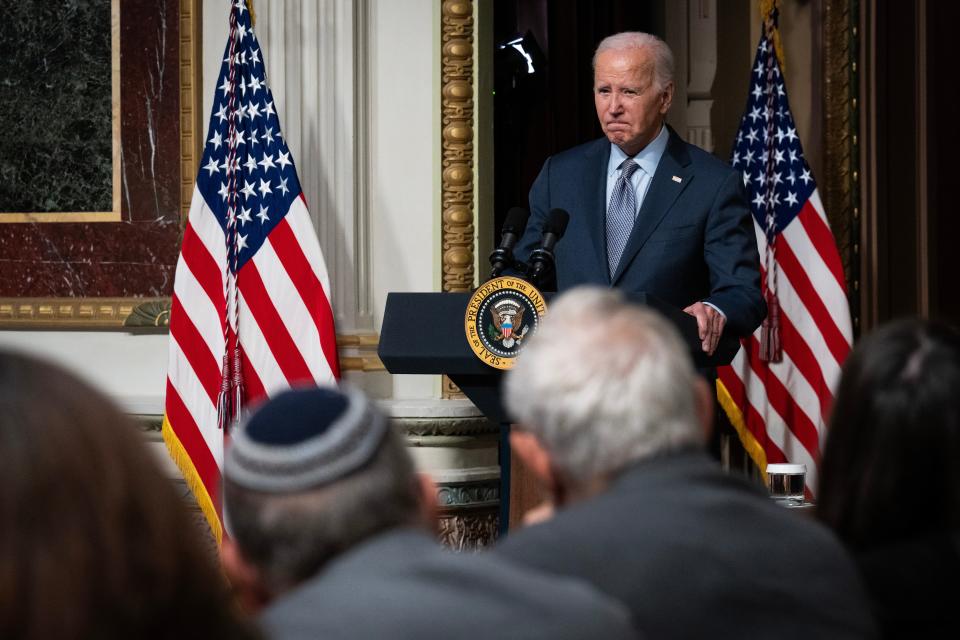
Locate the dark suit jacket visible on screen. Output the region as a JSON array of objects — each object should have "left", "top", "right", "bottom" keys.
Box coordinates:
[
  {"left": 516, "top": 130, "right": 765, "bottom": 338},
  {"left": 496, "top": 451, "right": 877, "bottom": 640},
  {"left": 260, "top": 528, "right": 639, "bottom": 640}
]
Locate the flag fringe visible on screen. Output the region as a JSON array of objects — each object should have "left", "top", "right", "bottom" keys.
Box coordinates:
[
  {"left": 162, "top": 415, "right": 223, "bottom": 544},
  {"left": 716, "top": 379, "right": 769, "bottom": 482}
]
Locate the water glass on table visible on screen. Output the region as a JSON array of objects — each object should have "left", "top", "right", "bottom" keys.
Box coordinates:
[{"left": 766, "top": 463, "right": 806, "bottom": 506}]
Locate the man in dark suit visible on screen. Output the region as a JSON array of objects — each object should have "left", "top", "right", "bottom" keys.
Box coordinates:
[
  {"left": 219, "top": 385, "right": 638, "bottom": 640},
  {"left": 516, "top": 32, "right": 764, "bottom": 354},
  {"left": 497, "top": 287, "right": 877, "bottom": 639}
]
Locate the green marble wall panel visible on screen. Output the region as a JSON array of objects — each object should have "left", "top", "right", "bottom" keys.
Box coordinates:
[
  {"left": 0, "top": 0, "right": 182, "bottom": 299},
  {"left": 0, "top": 0, "right": 112, "bottom": 213}
]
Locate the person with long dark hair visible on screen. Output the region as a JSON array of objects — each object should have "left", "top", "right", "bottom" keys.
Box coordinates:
[
  {"left": 0, "top": 350, "right": 259, "bottom": 640},
  {"left": 818, "top": 319, "right": 960, "bottom": 636}
]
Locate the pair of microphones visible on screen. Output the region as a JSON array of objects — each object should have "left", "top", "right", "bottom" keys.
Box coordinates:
[{"left": 488, "top": 207, "right": 570, "bottom": 288}]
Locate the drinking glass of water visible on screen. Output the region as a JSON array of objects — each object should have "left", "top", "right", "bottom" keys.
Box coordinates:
[{"left": 766, "top": 463, "right": 806, "bottom": 506}]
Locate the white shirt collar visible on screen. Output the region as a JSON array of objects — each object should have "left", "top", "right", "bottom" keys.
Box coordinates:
[{"left": 606, "top": 124, "right": 670, "bottom": 177}]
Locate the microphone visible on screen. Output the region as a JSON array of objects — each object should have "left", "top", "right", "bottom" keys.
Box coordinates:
[
  {"left": 488, "top": 207, "right": 531, "bottom": 278},
  {"left": 526, "top": 208, "right": 570, "bottom": 287}
]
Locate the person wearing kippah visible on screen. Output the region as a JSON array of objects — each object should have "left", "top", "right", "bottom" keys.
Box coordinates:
[{"left": 220, "top": 385, "right": 639, "bottom": 640}]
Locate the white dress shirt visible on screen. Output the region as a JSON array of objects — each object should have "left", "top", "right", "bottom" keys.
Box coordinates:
[{"left": 604, "top": 124, "right": 670, "bottom": 215}]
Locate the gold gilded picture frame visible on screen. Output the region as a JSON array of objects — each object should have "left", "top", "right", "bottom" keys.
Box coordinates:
[
  {"left": 0, "top": 0, "right": 203, "bottom": 329},
  {"left": 0, "top": 0, "right": 122, "bottom": 224}
]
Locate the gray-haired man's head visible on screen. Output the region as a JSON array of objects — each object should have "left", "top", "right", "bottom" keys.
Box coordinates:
[
  {"left": 592, "top": 31, "right": 675, "bottom": 156},
  {"left": 504, "top": 286, "right": 707, "bottom": 492},
  {"left": 222, "top": 386, "right": 424, "bottom": 596}
]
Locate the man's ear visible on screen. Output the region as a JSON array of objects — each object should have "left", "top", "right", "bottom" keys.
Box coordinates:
[
  {"left": 693, "top": 376, "right": 715, "bottom": 442},
  {"left": 509, "top": 429, "right": 556, "bottom": 488},
  {"left": 220, "top": 537, "right": 271, "bottom": 614},
  {"left": 659, "top": 80, "right": 675, "bottom": 115}
]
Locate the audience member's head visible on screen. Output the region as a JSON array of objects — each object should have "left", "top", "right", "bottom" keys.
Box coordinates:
[
  {"left": 221, "top": 385, "right": 433, "bottom": 607},
  {"left": 0, "top": 350, "right": 257, "bottom": 640},
  {"left": 504, "top": 286, "right": 711, "bottom": 502},
  {"left": 818, "top": 319, "right": 960, "bottom": 550}
]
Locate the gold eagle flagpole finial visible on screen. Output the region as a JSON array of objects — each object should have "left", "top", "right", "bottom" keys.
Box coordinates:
[{"left": 759, "top": 0, "right": 785, "bottom": 72}]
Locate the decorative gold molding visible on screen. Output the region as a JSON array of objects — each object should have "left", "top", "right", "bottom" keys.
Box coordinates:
[
  {"left": 0, "top": 298, "right": 165, "bottom": 328},
  {"left": 0, "top": 212, "right": 119, "bottom": 224},
  {"left": 822, "top": 0, "right": 860, "bottom": 333},
  {"left": 440, "top": 0, "right": 475, "bottom": 294},
  {"left": 337, "top": 356, "right": 384, "bottom": 372},
  {"left": 335, "top": 332, "right": 384, "bottom": 372},
  {"left": 440, "top": 0, "right": 475, "bottom": 399},
  {"left": 180, "top": 0, "right": 204, "bottom": 222},
  {"left": 0, "top": 295, "right": 383, "bottom": 371},
  {"left": 336, "top": 333, "right": 381, "bottom": 348}
]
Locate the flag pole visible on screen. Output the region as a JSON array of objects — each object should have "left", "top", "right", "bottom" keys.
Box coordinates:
[{"left": 758, "top": 1, "right": 784, "bottom": 363}]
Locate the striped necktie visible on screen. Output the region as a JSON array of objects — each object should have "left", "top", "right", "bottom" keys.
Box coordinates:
[{"left": 606, "top": 158, "right": 640, "bottom": 276}]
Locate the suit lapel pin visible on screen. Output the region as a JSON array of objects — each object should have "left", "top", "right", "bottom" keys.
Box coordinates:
[{"left": 672, "top": 175, "right": 682, "bottom": 184}]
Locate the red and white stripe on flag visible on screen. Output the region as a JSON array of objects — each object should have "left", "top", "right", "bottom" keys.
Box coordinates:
[
  {"left": 162, "top": 1, "right": 339, "bottom": 540},
  {"left": 718, "top": 28, "right": 852, "bottom": 498}
]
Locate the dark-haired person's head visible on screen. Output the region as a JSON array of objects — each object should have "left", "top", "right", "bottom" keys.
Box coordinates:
[
  {"left": 818, "top": 319, "right": 960, "bottom": 549},
  {"left": 221, "top": 386, "right": 433, "bottom": 609},
  {"left": 0, "top": 350, "right": 257, "bottom": 640}
]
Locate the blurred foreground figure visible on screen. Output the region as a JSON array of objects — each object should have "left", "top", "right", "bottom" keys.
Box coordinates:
[
  {"left": 497, "top": 286, "right": 877, "bottom": 640},
  {"left": 221, "top": 385, "right": 638, "bottom": 640},
  {"left": 0, "top": 351, "right": 258, "bottom": 640},
  {"left": 818, "top": 319, "right": 960, "bottom": 637}
]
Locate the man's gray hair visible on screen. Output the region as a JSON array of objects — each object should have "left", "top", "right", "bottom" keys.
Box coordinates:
[
  {"left": 223, "top": 425, "right": 421, "bottom": 594},
  {"left": 504, "top": 287, "right": 703, "bottom": 487},
  {"left": 593, "top": 31, "right": 674, "bottom": 91}
]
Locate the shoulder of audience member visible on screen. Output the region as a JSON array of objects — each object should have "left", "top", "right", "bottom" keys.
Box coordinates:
[
  {"left": 262, "top": 529, "right": 640, "bottom": 639},
  {"left": 470, "top": 547, "right": 639, "bottom": 635}
]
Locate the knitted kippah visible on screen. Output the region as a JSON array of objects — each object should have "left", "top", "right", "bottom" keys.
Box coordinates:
[{"left": 224, "top": 385, "right": 388, "bottom": 492}]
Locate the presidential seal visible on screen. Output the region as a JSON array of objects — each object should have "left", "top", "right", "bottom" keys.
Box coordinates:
[{"left": 464, "top": 277, "right": 546, "bottom": 370}]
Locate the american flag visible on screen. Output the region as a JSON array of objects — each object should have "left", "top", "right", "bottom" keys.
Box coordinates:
[
  {"left": 717, "top": 29, "right": 852, "bottom": 498},
  {"left": 163, "top": 0, "right": 339, "bottom": 539}
]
